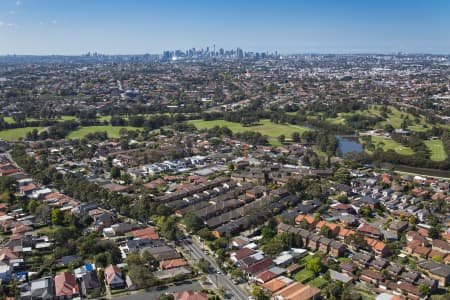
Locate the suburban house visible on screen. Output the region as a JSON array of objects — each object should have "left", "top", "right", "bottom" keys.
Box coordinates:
[
  {"left": 54, "top": 272, "right": 80, "bottom": 299},
  {"left": 104, "top": 265, "right": 126, "bottom": 289}
]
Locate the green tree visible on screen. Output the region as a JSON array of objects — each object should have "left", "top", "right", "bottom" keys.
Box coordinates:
[
  {"left": 429, "top": 227, "right": 440, "bottom": 239},
  {"left": 252, "top": 285, "right": 270, "bottom": 300},
  {"left": 306, "top": 256, "right": 323, "bottom": 275},
  {"left": 334, "top": 167, "right": 351, "bottom": 184},
  {"left": 128, "top": 264, "right": 156, "bottom": 289},
  {"left": 197, "top": 227, "right": 214, "bottom": 241},
  {"left": 197, "top": 258, "right": 211, "bottom": 273},
  {"left": 292, "top": 132, "right": 301, "bottom": 143},
  {"left": 27, "top": 199, "right": 39, "bottom": 213},
  {"left": 51, "top": 208, "right": 64, "bottom": 225},
  {"left": 110, "top": 166, "right": 121, "bottom": 179},
  {"left": 182, "top": 212, "right": 205, "bottom": 233},
  {"left": 320, "top": 225, "right": 332, "bottom": 238}
]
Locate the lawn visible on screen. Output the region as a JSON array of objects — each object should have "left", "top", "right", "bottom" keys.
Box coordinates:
[
  {"left": 67, "top": 126, "right": 140, "bottom": 139},
  {"left": 424, "top": 140, "right": 448, "bottom": 161},
  {"left": 187, "top": 119, "right": 309, "bottom": 145},
  {"left": 369, "top": 136, "right": 415, "bottom": 155},
  {"left": 338, "top": 257, "right": 352, "bottom": 263},
  {"left": 293, "top": 269, "right": 314, "bottom": 283},
  {"left": 0, "top": 127, "right": 43, "bottom": 141},
  {"left": 307, "top": 276, "right": 328, "bottom": 288}
]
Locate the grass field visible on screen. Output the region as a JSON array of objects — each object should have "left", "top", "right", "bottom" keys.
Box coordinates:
[
  {"left": 369, "top": 136, "right": 415, "bottom": 155},
  {"left": 67, "top": 126, "right": 140, "bottom": 139},
  {"left": 294, "top": 269, "right": 314, "bottom": 283},
  {"left": 0, "top": 127, "right": 43, "bottom": 141},
  {"left": 424, "top": 140, "right": 448, "bottom": 161},
  {"left": 188, "top": 119, "right": 309, "bottom": 145},
  {"left": 307, "top": 276, "right": 328, "bottom": 288}
]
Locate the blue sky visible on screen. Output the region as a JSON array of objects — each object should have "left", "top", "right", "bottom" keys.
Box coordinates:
[{"left": 1, "top": 0, "right": 450, "bottom": 55}]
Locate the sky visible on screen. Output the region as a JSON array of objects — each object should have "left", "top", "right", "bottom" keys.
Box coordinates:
[{"left": 0, "top": 0, "right": 450, "bottom": 55}]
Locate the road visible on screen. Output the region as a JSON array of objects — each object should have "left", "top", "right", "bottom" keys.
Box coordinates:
[
  {"left": 181, "top": 237, "right": 248, "bottom": 300},
  {"left": 115, "top": 280, "right": 202, "bottom": 300}
]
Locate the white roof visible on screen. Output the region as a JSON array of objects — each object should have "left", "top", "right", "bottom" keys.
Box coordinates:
[
  {"left": 274, "top": 254, "right": 293, "bottom": 265},
  {"left": 244, "top": 242, "right": 258, "bottom": 249}
]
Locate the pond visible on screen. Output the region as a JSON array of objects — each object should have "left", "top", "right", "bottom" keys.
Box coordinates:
[{"left": 337, "top": 136, "right": 364, "bottom": 156}]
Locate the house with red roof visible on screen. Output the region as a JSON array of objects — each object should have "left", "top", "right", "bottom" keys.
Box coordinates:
[
  {"left": 104, "top": 265, "right": 125, "bottom": 289},
  {"left": 54, "top": 272, "right": 80, "bottom": 299}
]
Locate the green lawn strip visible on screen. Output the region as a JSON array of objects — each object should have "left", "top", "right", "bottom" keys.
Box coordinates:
[
  {"left": 424, "top": 140, "right": 448, "bottom": 161},
  {"left": 338, "top": 257, "right": 352, "bottom": 263},
  {"left": 293, "top": 269, "right": 314, "bottom": 283},
  {"left": 0, "top": 127, "right": 43, "bottom": 141},
  {"left": 67, "top": 126, "right": 141, "bottom": 139},
  {"left": 307, "top": 276, "right": 328, "bottom": 288}
]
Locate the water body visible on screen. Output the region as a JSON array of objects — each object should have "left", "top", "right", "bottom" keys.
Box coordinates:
[{"left": 337, "top": 136, "right": 364, "bottom": 156}]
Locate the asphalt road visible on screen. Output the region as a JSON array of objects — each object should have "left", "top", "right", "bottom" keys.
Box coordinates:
[
  {"left": 115, "top": 280, "right": 202, "bottom": 300},
  {"left": 181, "top": 237, "right": 248, "bottom": 300}
]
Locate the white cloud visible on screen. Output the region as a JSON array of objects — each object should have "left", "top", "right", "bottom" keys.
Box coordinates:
[
  {"left": 51, "top": 20, "right": 57, "bottom": 24},
  {"left": 16, "top": 0, "right": 21, "bottom": 5},
  {"left": 9, "top": 10, "right": 16, "bottom": 15},
  {"left": 0, "top": 21, "right": 4, "bottom": 27}
]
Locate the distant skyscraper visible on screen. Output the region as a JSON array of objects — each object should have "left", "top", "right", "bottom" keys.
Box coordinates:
[{"left": 236, "top": 47, "right": 244, "bottom": 59}]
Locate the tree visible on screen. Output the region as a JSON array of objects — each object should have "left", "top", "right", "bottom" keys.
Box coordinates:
[
  {"left": 142, "top": 251, "right": 159, "bottom": 270},
  {"left": 197, "top": 228, "right": 214, "bottom": 241},
  {"left": 429, "top": 227, "right": 441, "bottom": 239},
  {"left": 197, "top": 258, "right": 211, "bottom": 273},
  {"left": 159, "top": 295, "right": 174, "bottom": 300},
  {"left": 159, "top": 216, "right": 179, "bottom": 240},
  {"left": 110, "top": 167, "right": 121, "bottom": 179},
  {"left": 319, "top": 225, "right": 332, "bottom": 238},
  {"left": 230, "top": 269, "right": 244, "bottom": 280},
  {"left": 252, "top": 285, "right": 270, "bottom": 300},
  {"left": 359, "top": 206, "right": 373, "bottom": 217},
  {"left": 306, "top": 256, "right": 323, "bottom": 275},
  {"left": 408, "top": 215, "right": 417, "bottom": 224},
  {"left": 418, "top": 283, "right": 430, "bottom": 296},
  {"left": 182, "top": 212, "right": 205, "bottom": 233},
  {"left": 345, "top": 233, "right": 368, "bottom": 251},
  {"left": 262, "top": 240, "right": 284, "bottom": 256},
  {"left": 334, "top": 167, "right": 351, "bottom": 184},
  {"left": 51, "top": 208, "right": 64, "bottom": 225},
  {"left": 128, "top": 264, "right": 156, "bottom": 289},
  {"left": 27, "top": 199, "right": 39, "bottom": 213},
  {"left": 277, "top": 134, "right": 285, "bottom": 144},
  {"left": 156, "top": 204, "right": 172, "bottom": 216},
  {"left": 292, "top": 132, "right": 301, "bottom": 143}
]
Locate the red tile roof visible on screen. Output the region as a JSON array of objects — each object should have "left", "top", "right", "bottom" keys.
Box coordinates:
[{"left": 55, "top": 272, "right": 79, "bottom": 297}]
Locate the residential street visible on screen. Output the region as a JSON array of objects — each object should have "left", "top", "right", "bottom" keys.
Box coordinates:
[
  {"left": 115, "top": 280, "right": 202, "bottom": 300},
  {"left": 181, "top": 237, "right": 249, "bottom": 300}
]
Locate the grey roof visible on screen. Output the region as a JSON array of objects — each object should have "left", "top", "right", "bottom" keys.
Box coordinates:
[
  {"left": 418, "top": 260, "right": 450, "bottom": 278},
  {"left": 330, "top": 270, "right": 353, "bottom": 283},
  {"left": 30, "top": 276, "right": 54, "bottom": 299}
]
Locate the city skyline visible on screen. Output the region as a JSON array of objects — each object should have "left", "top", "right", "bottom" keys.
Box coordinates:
[{"left": 1, "top": 0, "right": 450, "bottom": 55}]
